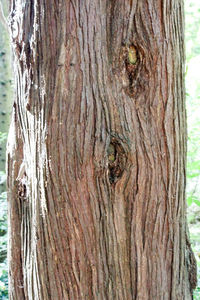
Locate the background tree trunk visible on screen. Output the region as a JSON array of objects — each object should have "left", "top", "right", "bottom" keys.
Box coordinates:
[
  {"left": 0, "top": 0, "right": 12, "bottom": 194},
  {"left": 7, "top": 0, "right": 196, "bottom": 299}
]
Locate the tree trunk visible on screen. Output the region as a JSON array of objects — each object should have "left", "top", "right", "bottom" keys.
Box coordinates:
[
  {"left": 0, "top": 0, "right": 12, "bottom": 194},
  {"left": 7, "top": 0, "right": 196, "bottom": 299}
]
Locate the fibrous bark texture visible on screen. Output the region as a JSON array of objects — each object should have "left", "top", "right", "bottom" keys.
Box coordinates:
[{"left": 7, "top": 0, "right": 196, "bottom": 299}]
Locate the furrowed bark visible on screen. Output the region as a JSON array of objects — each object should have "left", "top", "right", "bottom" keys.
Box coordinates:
[{"left": 7, "top": 0, "right": 196, "bottom": 299}]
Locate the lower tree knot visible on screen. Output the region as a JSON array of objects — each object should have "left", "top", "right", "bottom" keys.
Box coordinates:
[{"left": 107, "top": 136, "right": 127, "bottom": 184}]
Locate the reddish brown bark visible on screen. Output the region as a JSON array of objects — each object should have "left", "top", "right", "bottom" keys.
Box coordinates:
[{"left": 7, "top": 0, "right": 196, "bottom": 299}]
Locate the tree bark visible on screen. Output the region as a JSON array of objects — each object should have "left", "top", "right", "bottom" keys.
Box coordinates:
[{"left": 7, "top": 0, "right": 196, "bottom": 299}]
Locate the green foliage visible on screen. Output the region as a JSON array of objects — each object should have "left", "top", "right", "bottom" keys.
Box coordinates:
[
  {"left": 0, "top": 132, "right": 7, "bottom": 144},
  {"left": 0, "top": 189, "right": 7, "bottom": 299},
  {"left": 0, "top": 261, "right": 8, "bottom": 299},
  {"left": 192, "top": 240, "right": 200, "bottom": 299},
  {"left": 185, "top": 1, "right": 200, "bottom": 61},
  {"left": 185, "top": 0, "right": 200, "bottom": 209},
  {"left": 0, "top": 188, "right": 8, "bottom": 299},
  {"left": 185, "top": 1, "right": 200, "bottom": 297}
]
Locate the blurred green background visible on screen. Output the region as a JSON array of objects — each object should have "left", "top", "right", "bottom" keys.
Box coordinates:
[
  {"left": 0, "top": 0, "right": 200, "bottom": 299},
  {"left": 185, "top": 1, "right": 200, "bottom": 298}
]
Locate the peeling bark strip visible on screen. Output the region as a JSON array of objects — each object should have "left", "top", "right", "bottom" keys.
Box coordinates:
[{"left": 7, "top": 0, "right": 196, "bottom": 299}]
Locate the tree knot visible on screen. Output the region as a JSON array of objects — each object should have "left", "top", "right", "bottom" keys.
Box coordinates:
[{"left": 107, "top": 137, "right": 127, "bottom": 184}]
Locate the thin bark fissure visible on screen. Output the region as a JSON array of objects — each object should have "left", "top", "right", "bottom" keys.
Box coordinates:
[{"left": 7, "top": 0, "right": 196, "bottom": 299}]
